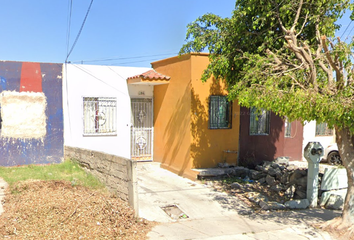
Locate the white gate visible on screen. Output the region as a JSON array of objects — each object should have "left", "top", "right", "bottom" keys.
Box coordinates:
[{"left": 131, "top": 98, "right": 153, "bottom": 161}]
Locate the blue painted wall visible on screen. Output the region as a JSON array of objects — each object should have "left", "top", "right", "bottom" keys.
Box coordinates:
[{"left": 0, "top": 61, "right": 63, "bottom": 166}]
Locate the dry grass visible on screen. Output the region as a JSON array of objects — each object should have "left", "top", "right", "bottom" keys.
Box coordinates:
[{"left": 0, "top": 180, "right": 155, "bottom": 239}]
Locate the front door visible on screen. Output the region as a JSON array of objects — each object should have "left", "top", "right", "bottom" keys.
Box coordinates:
[{"left": 131, "top": 98, "right": 153, "bottom": 161}]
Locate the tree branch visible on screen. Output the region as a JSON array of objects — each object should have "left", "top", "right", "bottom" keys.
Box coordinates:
[
  {"left": 291, "top": 0, "right": 304, "bottom": 32},
  {"left": 321, "top": 36, "right": 343, "bottom": 89}
]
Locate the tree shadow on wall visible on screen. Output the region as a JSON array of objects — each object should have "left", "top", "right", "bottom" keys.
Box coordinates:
[
  {"left": 238, "top": 107, "right": 283, "bottom": 169},
  {"left": 191, "top": 87, "right": 209, "bottom": 169},
  {"left": 192, "top": 78, "right": 227, "bottom": 169},
  {"left": 162, "top": 82, "right": 191, "bottom": 175}
]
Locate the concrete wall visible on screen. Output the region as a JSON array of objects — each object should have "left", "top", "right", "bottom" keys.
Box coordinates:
[
  {"left": 63, "top": 64, "right": 150, "bottom": 159},
  {"left": 0, "top": 61, "right": 63, "bottom": 166},
  {"left": 65, "top": 146, "right": 138, "bottom": 214},
  {"left": 239, "top": 107, "right": 303, "bottom": 167},
  {"left": 152, "top": 54, "right": 240, "bottom": 179}
]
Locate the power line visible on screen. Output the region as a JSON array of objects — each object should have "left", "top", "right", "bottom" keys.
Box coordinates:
[
  {"left": 341, "top": 20, "right": 353, "bottom": 40},
  {"left": 66, "top": 0, "right": 73, "bottom": 57},
  {"left": 66, "top": 0, "right": 94, "bottom": 62},
  {"left": 345, "top": 23, "right": 354, "bottom": 41},
  {"left": 71, "top": 52, "right": 178, "bottom": 64}
]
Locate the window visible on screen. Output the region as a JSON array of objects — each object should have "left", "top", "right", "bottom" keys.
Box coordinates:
[
  {"left": 316, "top": 122, "right": 333, "bottom": 136},
  {"left": 284, "top": 117, "right": 291, "bottom": 138},
  {"left": 83, "top": 97, "right": 117, "bottom": 135},
  {"left": 209, "top": 96, "right": 232, "bottom": 129},
  {"left": 250, "top": 107, "right": 270, "bottom": 135}
]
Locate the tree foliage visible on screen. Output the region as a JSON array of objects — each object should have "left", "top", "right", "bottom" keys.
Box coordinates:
[{"left": 181, "top": 0, "right": 354, "bottom": 131}]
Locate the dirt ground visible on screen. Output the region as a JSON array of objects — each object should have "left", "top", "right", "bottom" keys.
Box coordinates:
[{"left": 0, "top": 180, "right": 155, "bottom": 239}]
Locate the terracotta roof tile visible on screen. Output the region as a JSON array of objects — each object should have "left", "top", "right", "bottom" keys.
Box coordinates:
[{"left": 128, "top": 69, "right": 170, "bottom": 80}]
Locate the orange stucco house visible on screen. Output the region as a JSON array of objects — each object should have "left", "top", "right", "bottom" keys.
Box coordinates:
[{"left": 150, "top": 53, "right": 240, "bottom": 179}]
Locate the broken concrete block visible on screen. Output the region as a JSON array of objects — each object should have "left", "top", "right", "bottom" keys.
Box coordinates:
[
  {"left": 320, "top": 189, "right": 347, "bottom": 208},
  {"left": 324, "top": 194, "right": 344, "bottom": 210},
  {"left": 321, "top": 168, "right": 347, "bottom": 191},
  {"left": 284, "top": 199, "right": 310, "bottom": 209}
]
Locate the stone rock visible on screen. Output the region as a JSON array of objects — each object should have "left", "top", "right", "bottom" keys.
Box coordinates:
[
  {"left": 259, "top": 200, "right": 286, "bottom": 210},
  {"left": 296, "top": 176, "right": 307, "bottom": 187},
  {"left": 230, "top": 182, "right": 243, "bottom": 189},
  {"left": 271, "top": 163, "right": 279, "bottom": 169},
  {"left": 274, "top": 168, "right": 283, "bottom": 181},
  {"left": 266, "top": 175, "right": 276, "bottom": 186},
  {"left": 255, "top": 165, "right": 264, "bottom": 172},
  {"left": 287, "top": 165, "right": 296, "bottom": 171},
  {"left": 280, "top": 172, "right": 289, "bottom": 184},
  {"left": 294, "top": 188, "right": 307, "bottom": 199},
  {"left": 262, "top": 161, "right": 273, "bottom": 172},
  {"left": 258, "top": 177, "right": 266, "bottom": 184},
  {"left": 249, "top": 170, "right": 266, "bottom": 180},
  {"left": 270, "top": 184, "right": 284, "bottom": 192},
  {"left": 325, "top": 194, "right": 344, "bottom": 210},
  {"left": 284, "top": 199, "right": 310, "bottom": 209},
  {"left": 285, "top": 185, "right": 295, "bottom": 199},
  {"left": 246, "top": 192, "right": 268, "bottom": 204},
  {"left": 274, "top": 156, "right": 289, "bottom": 165},
  {"left": 233, "top": 167, "right": 250, "bottom": 179},
  {"left": 267, "top": 167, "right": 277, "bottom": 177},
  {"left": 288, "top": 169, "right": 306, "bottom": 186}
]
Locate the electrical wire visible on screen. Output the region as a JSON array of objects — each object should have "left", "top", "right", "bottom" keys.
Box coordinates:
[
  {"left": 66, "top": 0, "right": 73, "bottom": 58},
  {"left": 340, "top": 20, "right": 353, "bottom": 40},
  {"left": 71, "top": 52, "right": 178, "bottom": 64},
  {"left": 66, "top": 0, "right": 94, "bottom": 62}
]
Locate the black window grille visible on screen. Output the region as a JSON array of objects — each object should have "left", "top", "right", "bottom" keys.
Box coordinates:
[{"left": 209, "top": 96, "right": 232, "bottom": 129}]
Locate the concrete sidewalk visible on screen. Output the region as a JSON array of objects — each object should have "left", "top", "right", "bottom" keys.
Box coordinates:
[
  {"left": 0, "top": 178, "right": 8, "bottom": 215},
  {"left": 138, "top": 163, "right": 339, "bottom": 240}
]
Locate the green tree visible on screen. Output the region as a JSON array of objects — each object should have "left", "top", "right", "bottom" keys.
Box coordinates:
[{"left": 181, "top": 0, "right": 354, "bottom": 231}]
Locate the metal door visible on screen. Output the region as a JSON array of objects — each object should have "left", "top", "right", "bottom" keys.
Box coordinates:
[{"left": 131, "top": 98, "right": 153, "bottom": 161}]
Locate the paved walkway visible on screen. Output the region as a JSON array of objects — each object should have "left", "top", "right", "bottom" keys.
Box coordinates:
[
  {"left": 138, "top": 163, "right": 339, "bottom": 240},
  {"left": 0, "top": 177, "right": 8, "bottom": 215}
]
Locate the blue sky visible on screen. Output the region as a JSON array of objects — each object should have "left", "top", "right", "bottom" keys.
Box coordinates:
[{"left": 0, "top": 1, "right": 351, "bottom": 68}]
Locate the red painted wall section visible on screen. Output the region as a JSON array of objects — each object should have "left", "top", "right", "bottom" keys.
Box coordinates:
[{"left": 20, "top": 62, "right": 42, "bottom": 92}]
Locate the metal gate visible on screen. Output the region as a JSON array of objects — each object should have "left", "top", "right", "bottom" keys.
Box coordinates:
[{"left": 131, "top": 98, "right": 153, "bottom": 161}]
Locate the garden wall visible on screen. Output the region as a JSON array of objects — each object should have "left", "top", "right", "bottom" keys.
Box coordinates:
[{"left": 64, "top": 146, "right": 138, "bottom": 215}]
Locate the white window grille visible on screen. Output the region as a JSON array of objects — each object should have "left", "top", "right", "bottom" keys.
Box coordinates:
[
  {"left": 83, "top": 97, "right": 117, "bottom": 136},
  {"left": 315, "top": 122, "right": 333, "bottom": 136},
  {"left": 284, "top": 117, "right": 292, "bottom": 138},
  {"left": 250, "top": 107, "right": 270, "bottom": 135}
]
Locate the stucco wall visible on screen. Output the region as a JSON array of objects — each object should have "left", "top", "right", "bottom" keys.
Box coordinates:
[
  {"left": 0, "top": 61, "right": 63, "bottom": 166},
  {"left": 152, "top": 54, "right": 240, "bottom": 179},
  {"left": 153, "top": 54, "right": 193, "bottom": 178},
  {"left": 238, "top": 107, "right": 303, "bottom": 167},
  {"left": 64, "top": 146, "right": 138, "bottom": 215},
  {"left": 63, "top": 64, "right": 150, "bottom": 159}
]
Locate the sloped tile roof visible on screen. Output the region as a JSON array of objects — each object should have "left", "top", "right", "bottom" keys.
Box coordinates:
[{"left": 128, "top": 69, "right": 170, "bottom": 80}]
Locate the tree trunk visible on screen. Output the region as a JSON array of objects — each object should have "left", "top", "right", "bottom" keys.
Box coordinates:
[{"left": 335, "top": 126, "right": 354, "bottom": 227}]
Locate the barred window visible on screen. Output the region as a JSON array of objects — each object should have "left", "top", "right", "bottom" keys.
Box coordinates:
[
  {"left": 316, "top": 122, "right": 333, "bottom": 136},
  {"left": 83, "top": 97, "right": 117, "bottom": 135},
  {"left": 209, "top": 96, "right": 232, "bottom": 129},
  {"left": 284, "top": 117, "right": 292, "bottom": 138},
  {"left": 250, "top": 107, "right": 270, "bottom": 135}
]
